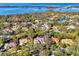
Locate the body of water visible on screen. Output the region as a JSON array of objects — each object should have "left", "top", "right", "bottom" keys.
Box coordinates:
[
  {"left": 0, "top": 3, "right": 79, "bottom": 15},
  {"left": 0, "top": 8, "right": 48, "bottom": 15}
]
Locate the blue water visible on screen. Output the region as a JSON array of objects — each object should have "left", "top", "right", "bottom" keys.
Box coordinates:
[
  {"left": 0, "top": 3, "right": 79, "bottom": 6},
  {"left": 0, "top": 3, "right": 79, "bottom": 15},
  {"left": 54, "top": 7, "right": 79, "bottom": 12},
  {"left": 0, "top": 8, "right": 48, "bottom": 15}
]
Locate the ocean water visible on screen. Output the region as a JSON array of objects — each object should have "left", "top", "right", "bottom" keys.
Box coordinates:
[
  {"left": 0, "top": 3, "right": 79, "bottom": 6},
  {"left": 0, "top": 3, "right": 79, "bottom": 15},
  {"left": 0, "top": 8, "right": 48, "bottom": 15},
  {"left": 54, "top": 7, "right": 79, "bottom": 12}
]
